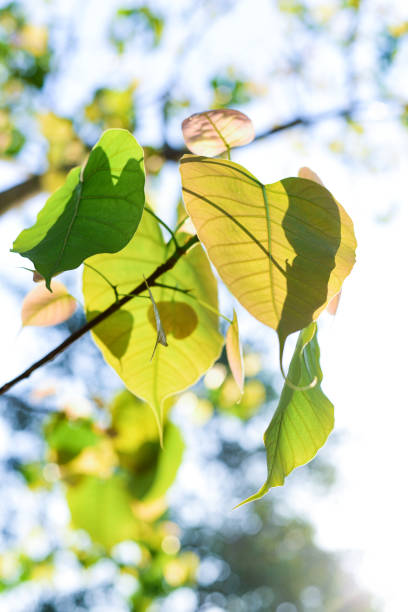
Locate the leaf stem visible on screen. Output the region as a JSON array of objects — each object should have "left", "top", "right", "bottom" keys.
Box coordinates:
[
  {"left": 144, "top": 206, "right": 179, "bottom": 248},
  {"left": 0, "top": 234, "right": 200, "bottom": 396}
]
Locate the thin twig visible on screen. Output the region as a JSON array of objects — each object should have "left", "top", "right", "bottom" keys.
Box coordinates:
[{"left": 0, "top": 234, "right": 199, "bottom": 396}]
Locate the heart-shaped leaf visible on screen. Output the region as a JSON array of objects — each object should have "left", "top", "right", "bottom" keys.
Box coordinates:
[
  {"left": 21, "top": 280, "right": 76, "bottom": 326},
  {"left": 83, "top": 213, "right": 223, "bottom": 440},
  {"left": 182, "top": 109, "right": 254, "bottom": 157},
  {"left": 12, "top": 129, "right": 145, "bottom": 289},
  {"left": 238, "top": 323, "right": 333, "bottom": 504},
  {"left": 226, "top": 310, "right": 244, "bottom": 392},
  {"left": 180, "top": 155, "right": 356, "bottom": 361}
]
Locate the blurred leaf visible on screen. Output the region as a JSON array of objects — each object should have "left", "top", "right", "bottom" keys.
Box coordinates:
[
  {"left": 83, "top": 213, "right": 223, "bottom": 439},
  {"left": 142, "top": 422, "right": 184, "bottom": 502},
  {"left": 180, "top": 155, "right": 356, "bottom": 363},
  {"left": 111, "top": 6, "right": 164, "bottom": 51},
  {"left": 12, "top": 129, "right": 145, "bottom": 288},
  {"left": 239, "top": 323, "right": 334, "bottom": 503},
  {"left": 46, "top": 416, "right": 101, "bottom": 464},
  {"left": 182, "top": 109, "right": 254, "bottom": 156},
  {"left": 84, "top": 85, "right": 136, "bottom": 131},
  {"left": 21, "top": 280, "right": 76, "bottom": 326},
  {"left": 226, "top": 310, "right": 244, "bottom": 392},
  {"left": 67, "top": 474, "right": 141, "bottom": 549}
]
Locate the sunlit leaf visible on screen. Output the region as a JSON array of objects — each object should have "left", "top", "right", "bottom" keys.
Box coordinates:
[
  {"left": 21, "top": 280, "right": 76, "bottom": 327},
  {"left": 238, "top": 323, "right": 334, "bottom": 504},
  {"left": 180, "top": 155, "right": 356, "bottom": 361},
  {"left": 226, "top": 310, "right": 244, "bottom": 392},
  {"left": 83, "top": 214, "right": 223, "bottom": 439},
  {"left": 12, "top": 129, "right": 145, "bottom": 289},
  {"left": 182, "top": 109, "right": 254, "bottom": 156}
]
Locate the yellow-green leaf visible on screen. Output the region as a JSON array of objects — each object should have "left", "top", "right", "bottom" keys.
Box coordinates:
[
  {"left": 239, "top": 323, "right": 333, "bottom": 504},
  {"left": 182, "top": 109, "right": 254, "bottom": 157},
  {"left": 226, "top": 310, "right": 244, "bottom": 392},
  {"left": 180, "top": 155, "right": 356, "bottom": 360},
  {"left": 83, "top": 214, "right": 223, "bottom": 439},
  {"left": 21, "top": 280, "right": 76, "bottom": 326}
]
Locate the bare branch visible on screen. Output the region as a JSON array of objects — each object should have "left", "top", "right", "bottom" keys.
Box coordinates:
[{"left": 0, "top": 175, "right": 42, "bottom": 213}]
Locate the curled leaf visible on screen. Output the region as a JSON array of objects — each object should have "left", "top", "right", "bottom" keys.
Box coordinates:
[
  {"left": 182, "top": 109, "right": 254, "bottom": 157},
  {"left": 144, "top": 277, "right": 168, "bottom": 359},
  {"left": 22, "top": 280, "right": 77, "bottom": 327},
  {"left": 226, "top": 310, "right": 244, "bottom": 393}
]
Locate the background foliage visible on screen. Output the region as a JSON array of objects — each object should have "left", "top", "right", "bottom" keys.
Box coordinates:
[{"left": 2, "top": 0, "right": 407, "bottom": 610}]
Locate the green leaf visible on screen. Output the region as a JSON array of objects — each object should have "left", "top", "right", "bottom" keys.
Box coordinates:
[
  {"left": 83, "top": 213, "right": 223, "bottom": 440},
  {"left": 109, "top": 390, "right": 184, "bottom": 501},
  {"left": 142, "top": 421, "right": 184, "bottom": 502},
  {"left": 12, "top": 129, "right": 145, "bottom": 289},
  {"left": 180, "top": 156, "right": 356, "bottom": 360},
  {"left": 238, "top": 323, "right": 334, "bottom": 504},
  {"left": 67, "top": 474, "right": 140, "bottom": 549}
]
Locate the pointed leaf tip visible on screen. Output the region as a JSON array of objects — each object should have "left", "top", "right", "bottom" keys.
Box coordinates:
[
  {"left": 239, "top": 323, "right": 334, "bottom": 504},
  {"left": 226, "top": 310, "right": 244, "bottom": 393},
  {"left": 182, "top": 109, "right": 254, "bottom": 157},
  {"left": 21, "top": 280, "right": 77, "bottom": 327}
]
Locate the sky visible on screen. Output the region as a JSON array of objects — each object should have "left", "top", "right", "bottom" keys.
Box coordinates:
[{"left": 2, "top": 0, "right": 408, "bottom": 610}]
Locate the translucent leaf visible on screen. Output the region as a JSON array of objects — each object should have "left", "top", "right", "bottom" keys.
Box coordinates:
[
  {"left": 21, "top": 280, "right": 76, "bottom": 327},
  {"left": 226, "top": 310, "right": 244, "bottom": 392},
  {"left": 12, "top": 129, "right": 145, "bottom": 289},
  {"left": 83, "top": 213, "right": 223, "bottom": 440},
  {"left": 239, "top": 323, "right": 333, "bottom": 504},
  {"left": 298, "top": 166, "right": 324, "bottom": 185},
  {"left": 180, "top": 155, "right": 356, "bottom": 362},
  {"left": 182, "top": 109, "right": 254, "bottom": 157},
  {"left": 327, "top": 290, "right": 341, "bottom": 315}
]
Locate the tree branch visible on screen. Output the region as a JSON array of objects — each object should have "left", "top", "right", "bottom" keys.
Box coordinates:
[
  {"left": 0, "top": 106, "right": 354, "bottom": 207},
  {"left": 159, "top": 106, "right": 354, "bottom": 161},
  {"left": 0, "top": 174, "right": 42, "bottom": 213},
  {"left": 0, "top": 234, "right": 200, "bottom": 396}
]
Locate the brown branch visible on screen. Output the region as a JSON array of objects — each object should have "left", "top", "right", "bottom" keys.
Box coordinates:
[
  {"left": 0, "top": 106, "right": 354, "bottom": 209},
  {"left": 0, "top": 174, "right": 42, "bottom": 213},
  {"left": 0, "top": 234, "right": 200, "bottom": 396}
]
